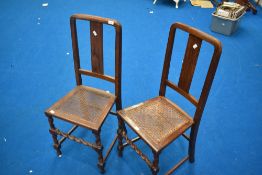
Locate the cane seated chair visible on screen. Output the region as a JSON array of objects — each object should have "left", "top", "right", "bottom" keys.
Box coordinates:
[
  {"left": 44, "top": 14, "right": 122, "bottom": 173},
  {"left": 117, "top": 22, "right": 222, "bottom": 175}
]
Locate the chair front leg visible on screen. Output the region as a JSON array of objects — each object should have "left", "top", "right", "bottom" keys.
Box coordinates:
[
  {"left": 93, "top": 130, "right": 105, "bottom": 173},
  {"left": 151, "top": 150, "right": 160, "bottom": 175},
  {"left": 46, "top": 114, "right": 62, "bottom": 156},
  {"left": 117, "top": 116, "right": 126, "bottom": 157}
]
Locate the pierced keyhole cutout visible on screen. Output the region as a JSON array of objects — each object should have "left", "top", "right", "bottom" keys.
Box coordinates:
[{"left": 93, "top": 30, "right": 97, "bottom": 36}]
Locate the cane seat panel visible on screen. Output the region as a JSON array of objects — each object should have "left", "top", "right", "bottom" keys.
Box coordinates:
[
  {"left": 118, "top": 96, "right": 193, "bottom": 152},
  {"left": 46, "top": 85, "right": 115, "bottom": 131}
]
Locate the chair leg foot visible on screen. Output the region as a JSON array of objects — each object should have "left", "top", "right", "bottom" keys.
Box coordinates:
[
  {"left": 117, "top": 145, "right": 123, "bottom": 157},
  {"left": 189, "top": 124, "right": 199, "bottom": 164},
  {"left": 189, "top": 156, "right": 195, "bottom": 163},
  {"left": 97, "top": 162, "right": 105, "bottom": 173},
  {"left": 53, "top": 144, "right": 62, "bottom": 156}
]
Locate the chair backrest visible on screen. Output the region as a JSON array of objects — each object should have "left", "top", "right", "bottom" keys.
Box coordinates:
[
  {"left": 159, "top": 22, "right": 222, "bottom": 124},
  {"left": 70, "top": 14, "right": 122, "bottom": 110}
]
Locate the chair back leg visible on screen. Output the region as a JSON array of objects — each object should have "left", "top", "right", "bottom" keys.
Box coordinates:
[
  {"left": 117, "top": 116, "right": 127, "bottom": 157},
  {"left": 151, "top": 151, "right": 160, "bottom": 175},
  {"left": 188, "top": 122, "right": 200, "bottom": 162}
]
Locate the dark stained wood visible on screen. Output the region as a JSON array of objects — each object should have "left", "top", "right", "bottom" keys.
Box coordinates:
[
  {"left": 159, "top": 25, "right": 176, "bottom": 97},
  {"left": 103, "top": 135, "right": 118, "bottom": 162},
  {"left": 117, "top": 22, "right": 222, "bottom": 175},
  {"left": 115, "top": 23, "right": 122, "bottom": 110},
  {"left": 70, "top": 18, "right": 82, "bottom": 85},
  {"left": 151, "top": 151, "right": 160, "bottom": 175},
  {"left": 45, "top": 14, "right": 122, "bottom": 173},
  {"left": 117, "top": 116, "right": 125, "bottom": 157},
  {"left": 178, "top": 34, "right": 202, "bottom": 93},
  {"left": 79, "top": 69, "right": 115, "bottom": 83},
  {"left": 53, "top": 128, "right": 101, "bottom": 150},
  {"left": 93, "top": 130, "right": 105, "bottom": 173},
  {"left": 46, "top": 115, "right": 62, "bottom": 156},
  {"left": 166, "top": 156, "right": 189, "bottom": 175},
  {"left": 182, "top": 133, "right": 190, "bottom": 141},
  {"left": 109, "top": 111, "right": 117, "bottom": 116},
  {"left": 90, "top": 21, "right": 104, "bottom": 74},
  {"left": 58, "top": 125, "right": 78, "bottom": 144},
  {"left": 123, "top": 136, "right": 140, "bottom": 147},
  {"left": 121, "top": 131, "right": 153, "bottom": 168},
  {"left": 166, "top": 80, "right": 198, "bottom": 106}
]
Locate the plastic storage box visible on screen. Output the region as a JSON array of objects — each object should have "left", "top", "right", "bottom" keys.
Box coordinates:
[{"left": 211, "top": 12, "right": 245, "bottom": 35}]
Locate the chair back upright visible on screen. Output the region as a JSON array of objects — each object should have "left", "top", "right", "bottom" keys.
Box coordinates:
[
  {"left": 70, "top": 14, "right": 122, "bottom": 110},
  {"left": 159, "top": 22, "right": 222, "bottom": 123}
]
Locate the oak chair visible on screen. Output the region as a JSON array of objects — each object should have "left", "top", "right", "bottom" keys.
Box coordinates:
[
  {"left": 117, "top": 22, "right": 222, "bottom": 174},
  {"left": 44, "top": 14, "right": 122, "bottom": 173}
]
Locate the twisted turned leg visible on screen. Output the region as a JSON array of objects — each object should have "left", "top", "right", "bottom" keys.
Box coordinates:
[
  {"left": 151, "top": 150, "right": 160, "bottom": 175},
  {"left": 117, "top": 116, "right": 126, "bottom": 157},
  {"left": 46, "top": 114, "right": 62, "bottom": 156},
  {"left": 93, "top": 130, "right": 105, "bottom": 173}
]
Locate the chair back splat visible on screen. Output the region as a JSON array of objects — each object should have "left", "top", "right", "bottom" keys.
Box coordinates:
[
  {"left": 159, "top": 22, "right": 222, "bottom": 124},
  {"left": 70, "top": 14, "right": 122, "bottom": 110}
]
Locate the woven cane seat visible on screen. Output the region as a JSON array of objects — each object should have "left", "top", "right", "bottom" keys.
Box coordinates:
[
  {"left": 118, "top": 96, "right": 193, "bottom": 152},
  {"left": 45, "top": 85, "right": 115, "bottom": 131}
]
